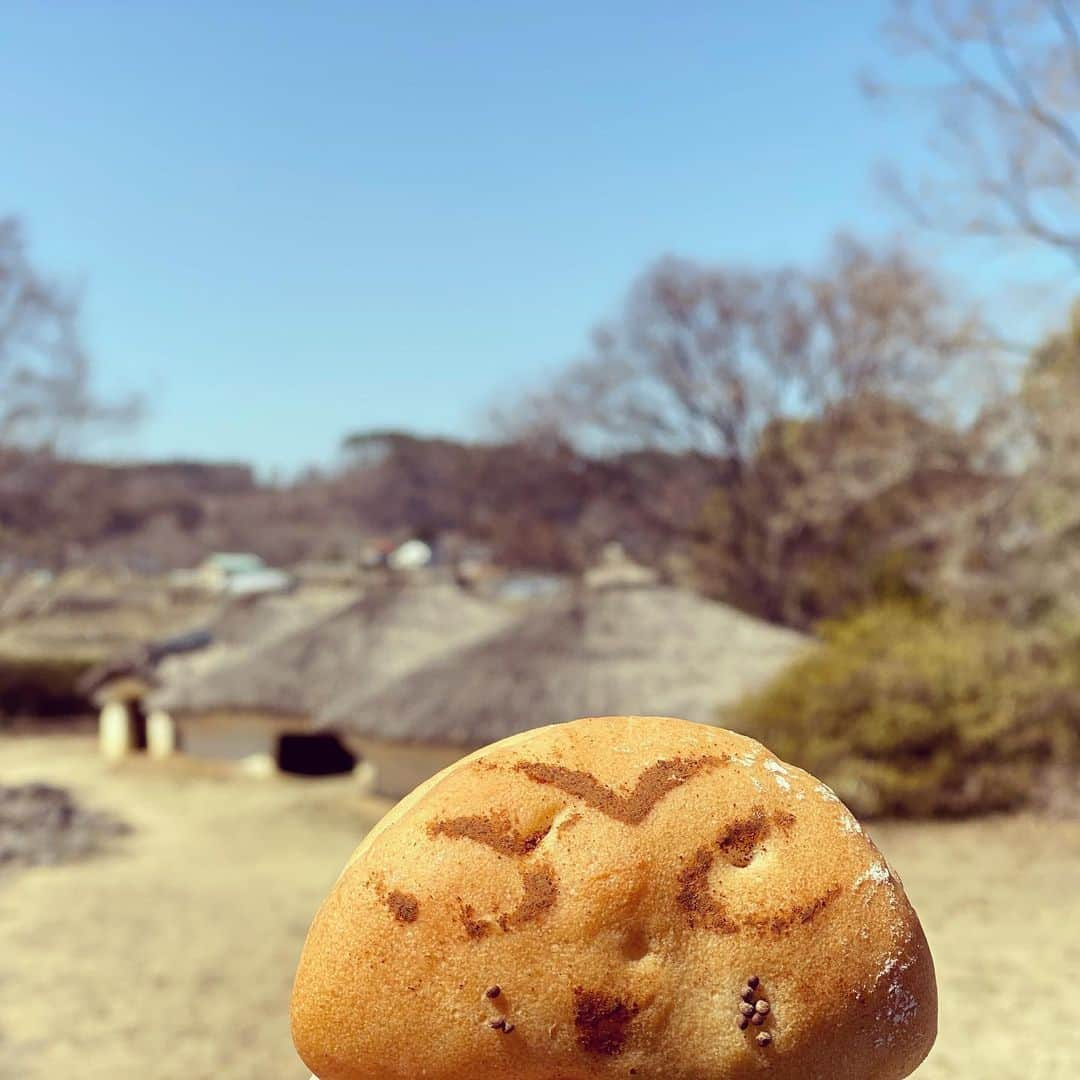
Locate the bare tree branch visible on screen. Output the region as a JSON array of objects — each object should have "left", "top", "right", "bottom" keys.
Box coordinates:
[
  {"left": 500, "top": 237, "right": 996, "bottom": 623},
  {"left": 872, "top": 0, "right": 1080, "bottom": 268},
  {"left": 1052, "top": 0, "right": 1080, "bottom": 80},
  {"left": 983, "top": 4, "right": 1080, "bottom": 159},
  {"left": 0, "top": 216, "right": 141, "bottom": 453}
]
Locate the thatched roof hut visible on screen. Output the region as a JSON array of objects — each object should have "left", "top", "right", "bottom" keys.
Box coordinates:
[
  {"left": 150, "top": 582, "right": 516, "bottom": 719},
  {"left": 320, "top": 583, "right": 809, "bottom": 751}
]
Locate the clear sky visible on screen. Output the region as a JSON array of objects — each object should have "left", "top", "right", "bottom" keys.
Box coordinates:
[{"left": 2, "top": 1, "right": 1071, "bottom": 475}]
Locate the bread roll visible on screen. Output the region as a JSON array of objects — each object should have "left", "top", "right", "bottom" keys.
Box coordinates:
[{"left": 292, "top": 716, "right": 936, "bottom": 1079}]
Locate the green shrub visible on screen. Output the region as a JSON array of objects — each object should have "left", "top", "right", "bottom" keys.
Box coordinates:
[{"left": 729, "top": 604, "right": 1080, "bottom": 817}]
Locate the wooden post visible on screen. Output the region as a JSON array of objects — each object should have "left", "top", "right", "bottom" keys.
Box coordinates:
[
  {"left": 99, "top": 700, "right": 133, "bottom": 761},
  {"left": 147, "top": 709, "right": 178, "bottom": 758}
]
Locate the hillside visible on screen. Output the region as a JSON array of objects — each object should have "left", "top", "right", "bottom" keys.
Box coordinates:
[{"left": 0, "top": 441, "right": 712, "bottom": 575}]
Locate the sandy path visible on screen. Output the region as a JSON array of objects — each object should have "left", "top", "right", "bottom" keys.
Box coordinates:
[
  {"left": 1, "top": 735, "right": 1078, "bottom": 1078},
  {"left": 872, "top": 814, "right": 1080, "bottom": 1078},
  {"left": 0, "top": 735, "right": 385, "bottom": 1079}
]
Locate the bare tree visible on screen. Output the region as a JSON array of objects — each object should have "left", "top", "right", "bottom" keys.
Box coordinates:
[
  {"left": 867, "top": 0, "right": 1080, "bottom": 269},
  {"left": 940, "top": 301, "right": 1080, "bottom": 621},
  {"left": 0, "top": 216, "right": 139, "bottom": 452},
  {"left": 509, "top": 236, "right": 985, "bottom": 454},
  {"left": 502, "top": 236, "right": 994, "bottom": 622}
]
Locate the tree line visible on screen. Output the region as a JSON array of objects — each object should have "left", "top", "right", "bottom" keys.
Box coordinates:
[{"left": 2, "top": 0, "right": 1077, "bottom": 633}]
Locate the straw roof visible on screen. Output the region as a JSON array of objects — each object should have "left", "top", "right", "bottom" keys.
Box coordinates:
[
  {"left": 76, "top": 592, "right": 345, "bottom": 705},
  {"left": 320, "top": 583, "right": 809, "bottom": 748},
  {"left": 151, "top": 582, "right": 515, "bottom": 717}
]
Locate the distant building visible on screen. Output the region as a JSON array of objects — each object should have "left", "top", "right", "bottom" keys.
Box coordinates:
[
  {"left": 183, "top": 553, "right": 294, "bottom": 596},
  {"left": 206, "top": 552, "right": 265, "bottom": 576},
  {"left": 583, "top": 541, "right": 659, "bottom": 590},
  {"left": 223, "top": 567, "right": 293, "bottom": 597},
  {"left": 491, "top": 572, "right": 566, "bottom": 603},
  {"left": 141, "top": 582, "right": 514, "bottom": 777},
  {"left": 386, "top": 539, "right": 432, "bottom": 572},
  {"left": 78, "top": 630, "right": 213, "bottom": 763},
  {"left": 320, "top": 582, "right": 810, "bottom": 798}
]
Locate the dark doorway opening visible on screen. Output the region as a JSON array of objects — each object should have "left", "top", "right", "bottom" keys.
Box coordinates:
[
  {"left": 276, "top": 733, "right": 357, "bottom": 777},
  {"left": 130, "top": 701, "right": 148, "bottom": 751}
]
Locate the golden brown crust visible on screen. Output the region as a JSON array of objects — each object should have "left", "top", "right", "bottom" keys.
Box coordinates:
[{"left": 291, "top": 716, "right": 937, "bottom": 1079}]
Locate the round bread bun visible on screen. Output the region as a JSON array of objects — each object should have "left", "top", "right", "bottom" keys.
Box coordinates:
[{"left": 291, "top": 716, "right": 936, "bottom": 1079}]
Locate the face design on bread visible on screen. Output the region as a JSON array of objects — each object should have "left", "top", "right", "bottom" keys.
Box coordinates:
[
  {"left": 292, "top": 717, "right": 936, "bottom": 1080},
  {"left": 388, "top": 753, "right": 843, "bottom": 953},
  {"left": 675, "top": 805, "right": 842, "bottom": 934},
  {"left": 421, "top": 755, "right": 723, "bottom": 943}
]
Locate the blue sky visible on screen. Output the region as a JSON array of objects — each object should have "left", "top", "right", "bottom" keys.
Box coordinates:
[{"left": 2, "top": 1, "right": 1072, "bottom": 475}]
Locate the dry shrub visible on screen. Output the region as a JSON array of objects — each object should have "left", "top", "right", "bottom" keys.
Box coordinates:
[{"left": 730, "top": 604, "right": 1080, "bottom": 816}]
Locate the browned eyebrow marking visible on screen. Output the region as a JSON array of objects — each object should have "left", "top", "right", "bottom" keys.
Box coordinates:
[
  {"left": 676, "top": 847, "right": 738, "bottom": 932},
  {"left": 497, "top": 866, "right": 558, "bottom": 930},
  {"left": 573, "top": 987, "right": 641, "bottom": 1056},
  {"left": 385, "top": 889, "right": 419, "bottom": 924},
  {"left": 516, "top": 754, "right": 725, "bottom": 825},
  {"left": 677, "top": 809, "right": 838, "bottom": 934},
  {"left": 716, "top": 806, "right": 795, "bottom": 868},
  {"left": 677, "top": 851, "right": 840, "bottom": 935},
  {"left": 744, "top": 885, "right": 842, "bottom": 933},
  {"left": 455, "top": 864, "right": 559, "bottom": 940},
  {"left": 428, "top": 810, "right": 550, "bottom": 856},
  {"left": 432, "top": 809, "right": 561, "bottom": 939}
]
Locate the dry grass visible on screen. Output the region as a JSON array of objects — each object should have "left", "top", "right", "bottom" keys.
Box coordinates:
[
  {"left": 0, "top": 735, "right": 1078, "bottom": 1079},
  {"left": 0, "top": 736, "right": 384, "bottom": 1080}
]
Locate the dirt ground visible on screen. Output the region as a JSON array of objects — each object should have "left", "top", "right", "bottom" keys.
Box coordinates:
[{"left": 1, "top": 734, "right": 1078, "bottom": 1079}]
